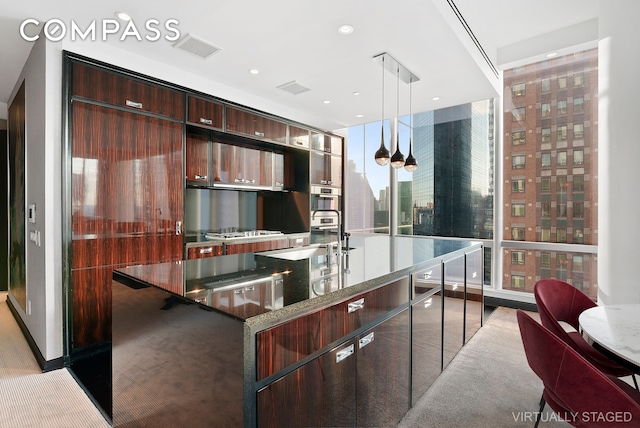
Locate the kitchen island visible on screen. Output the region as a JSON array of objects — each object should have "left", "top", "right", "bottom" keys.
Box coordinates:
[{"left": 112, "top": 234, "right": 482, "bottom": 427}]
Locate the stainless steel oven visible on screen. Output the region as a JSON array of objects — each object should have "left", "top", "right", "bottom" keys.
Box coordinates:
[{"left": 310, "top": 185, "right": 341, "bottom": 212}]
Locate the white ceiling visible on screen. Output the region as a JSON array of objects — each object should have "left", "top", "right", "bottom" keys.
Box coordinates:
[{"left": 0, "top": 0, "right": 599, "bottom": 130}]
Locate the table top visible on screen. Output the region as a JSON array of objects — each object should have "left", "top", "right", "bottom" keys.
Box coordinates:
[{"left": 578, "top": 304, "right": 640, "bottom": 370}]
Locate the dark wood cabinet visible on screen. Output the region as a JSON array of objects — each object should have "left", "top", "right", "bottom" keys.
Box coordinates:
[
  {"left": 187, "top": 95, "right": 223, "bottom": 129},
  {"left": 70, "top": 99, "right": 183, "bottom": 349},
  {"left": 225, "top": 238, "right": 288, "bottom": 255},
  {"left": 71, "top": 61, "right": 184, "bottom": 119},
  {"left": 256, "top": 308, "right": 410, "bottom": 428},
  {"left": 185, "top": 133, "right": 210, "bottom": 184},
  {"left": 212, "top": 142, "right": 273, "bottom": 189},
  {"left": 310, "top": 151, "right": 342, "bottom": 188},
  {"left": 186, "top": 245, "right": 223, "bottom": 259},
  {"left": 226, "top": 106, "right": 287, "bottom": 145},
  {"left": 289, "top": 125, "right": 310, "bottom": 149}
]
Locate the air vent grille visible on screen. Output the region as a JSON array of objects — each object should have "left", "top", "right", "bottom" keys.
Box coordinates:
[
  {"left": 277, "top": 81, "right": 311, "bottom": 95},
  {"left": 173, "top": 34, "right": 221, "bottom": 59}
]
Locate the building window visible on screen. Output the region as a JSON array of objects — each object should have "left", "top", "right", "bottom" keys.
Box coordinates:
[
  {"left": 541, "top": 153, "right": 551, "bottom": 167},
  {"left": 511, "top": 275, "right": 526, "bottom": 289},
  {"left": 512, "top": 250, "right": 525, "bottom": 265},
  {"left": 541, "top": 252, "right": 551, "bottom": 268},
  {"left": 573, "top": 202, "right": 584, "bottom": 218},
  {"left": 541, "top": 201, "right": 551, "bottom": 217},
  {"left": 574, "top": 150, "right": 584, "bottom": 165},
  {"left": 557, "top": 151, "right": 567, "bottom": 166},
  {"left": 557, "top": 228, "right": 567, "bottom": 243},
  {"left": 512, "top": 203, "right": 525, "bottom": 217},
  {"left": 574, "top": 229, "right": 584, "bottom": 244},
  {"left": 542, "top": 103, "right": 551, "bottom": 117},
  {"left": 574, "top": 97, "right": 584, "bottom": 113},
  {"left": 557, "top": 177, "right": 568, "bottom": 192},
  {"left": 542, "top": 78, "right": 551, "bottom": 92},
  {"left": 512, "top": 179, "right": 525, "bottom": 193},
  {"left": 557, "top": 253, "right": 568, "bottom": 267},
  {"left": 557, "top": 203, "right": 567, "bottom": 217},
  {"left": 512, "top": 155, "right": 526, "bottom": 169},
  {"left": 541, "top": 228, "right": 551, "bottom": 242},
  {"left": 541, "top": 178, "right": 551, "bottom": 193},
  {"left": 512, "top": 227, "right": 525, "bottom": 241},
  {"left": 574, "top": 123, "right": 584, "bottom": 140},
  {"left": 557, "top": 100, "right": 567, "bottom": 115},
  {"left": 512, "top": 107, "right": 526, "bottom": 122},
  {"left": 512, "top": 83, "right": 526, "bottom": 97},
  {"left": 574, "top": 73, "right": 584, "bottom": 86},
  {"left": 557, "top": 125, "right": 568, "bottom": 141},
  {"left": 558, "top": 76, "right": 567, "bottom": 89},
  {"left": 541, "top": 127, "right": 551, "bottom": 143},
  {"left": 512, "top": 131, "right": 526, "bottom": 145},
  {"left": 573, "top": 175, "right": 584, "bottom": 192}
]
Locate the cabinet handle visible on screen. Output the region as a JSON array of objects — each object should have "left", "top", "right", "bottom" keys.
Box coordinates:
[
  {"left": 320, "top": 179, "right": 328, "bottom": 185},
  {"left": 275, "top": 181, "right": 283, "bottom": 187},
  {"left": 327, "top": 180, "right": 333, "bottom": 185},
  {"left": 336, "top": 344, "right": 354, "bottom": 363},
  {"left": 245, "top": 285, "right": 255, "bottom": 291},
  {"left": 235, "top": 178, "right": 245, "bottom": 183},
  {"left": 424, "top": 298, "right": 433, "bottom": 308},
  {"left": 234, "top": 289, "right": 244, "bottom": 294},
  {"left": 176, "top": 221, "right": 182, "bottom": 235},
  {"left": 423, "top": 271, "right": 432, "bottom": 279},
  {"left": 348, "top": 298, "right": 365, "bottom": 313},
  {"left": 246, "top": 179, "right": 255, "bottom": 184},
  {"left": 195, "top": 175, "right": 208, "bottom": 180},
  {"left": 200, "top": 117, "right": 213, "bottom": 125},
  {"left": 359, "top": 332, "right": 374, "bottom": 349},
  {"left": 324, "top": 147, "right": 331, "bottom": 153},
  {"left": 125, "top": 100, "right": 143, "bottom": 109},
  {"left": 294, "top": 141, "right": 304, "bottom": 146},
  {"left": 254, "top": 131, "right": 265, "bottom": 137},
  {"left": 200, "top": 247, "right": 213, "bottom": 254}
]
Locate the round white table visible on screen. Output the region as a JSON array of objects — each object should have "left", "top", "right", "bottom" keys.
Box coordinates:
[{"left": 578, "top": 304, "right": 640, "bottom": 372}]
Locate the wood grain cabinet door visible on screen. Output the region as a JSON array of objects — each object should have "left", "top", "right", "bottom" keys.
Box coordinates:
[
  {"left": 185, "top": 133, "right": 210, "bottom": 184},
  {"left": 187, "top": 95, "right": 223, "bottom": 129}
]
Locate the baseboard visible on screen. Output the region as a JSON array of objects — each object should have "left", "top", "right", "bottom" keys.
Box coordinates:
[
  {"left": 6, "top": 297, "right": 64, "bottom": 372},
  {"left": 484, "top": 295, "right": 538, "bottom": 313}
]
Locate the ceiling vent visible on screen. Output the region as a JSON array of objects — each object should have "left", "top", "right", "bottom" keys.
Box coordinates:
[
  {"left": 173, "top": 34, "right": 221, "bottom": 59},
  {"left": 277, "top": 81, "right": 311, "bottom": 95}
]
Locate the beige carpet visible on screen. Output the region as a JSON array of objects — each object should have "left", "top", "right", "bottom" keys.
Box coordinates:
[{"left": 0, "top": 292, "right": 110, "bottom": 428}]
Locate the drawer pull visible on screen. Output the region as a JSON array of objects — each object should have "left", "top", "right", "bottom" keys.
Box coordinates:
[
  {"left": 320, "top": 179, "right": 328, "bottom": 185},
  {"left": 199, "top": 247, "right": 213, "bottom": 254},
  {"left": 245, "top": 285, "right": 255, "bottom": 291},
  {"left": 255, "top": 131, "right": 265, "bottom": 137},
  {"left": 195, "top": 175, "right": 208, "bottom": 180},
  {"left": 327, "top": 180, "right": 333, "bottom": 185},
  {"left": 246, "top": 179, "right": 255, "bottom": 184},
  {"left": 294, "top": 141, "right": 304, "bottom": 145},
  {"left": 348, "top": 298, "right": 365, "bottom": 313},
  {"left": 200, "top": 117, "right": 213, "bottom": 125},
  {"left": 234, "top": 289, "right": 244, "bottom": 295},
  {"left": 235, "top": 178, "right": 245, "bottom": 183},
  {"left": 359, "top": 332, "right": 374, "bottom": 349},
  {"left": 125, "top": 100, "right": 143, "bottom": 109},
  {"left": 336, "top": 344, "right": 354, "bottom": 363}
]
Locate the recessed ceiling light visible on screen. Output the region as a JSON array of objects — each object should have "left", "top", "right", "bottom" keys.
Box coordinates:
[
  {"left": 356, "top": 114, "right": 364, "bottom": 118},
  {"left": 323, "top": 100, "right": 331, "bottom": 104},
  {"left": 432, "top": 96, "right": 441, "bottom": 101},
  {"left": 115, "top": 11, "right": 132, "bottom": 21},
  {"left": 249, "top": 69, "right": 260, "bottom": 74},
  {"left": 337, "top": 24, "right": 354, "bottom": 35},
  {"left": 546, "top": 52, "right": 558, "bottom": 58},
  {"left": 353, "top": 91, "right": 360, "bottom": 96}
]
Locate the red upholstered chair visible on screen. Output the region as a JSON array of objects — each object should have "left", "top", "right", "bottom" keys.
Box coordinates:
[
  {"left": 534, "top": 278, "right": 638, "bottom": 390},
  {"left": 517, "top": 310, "right": 640, "bottom": 428}
]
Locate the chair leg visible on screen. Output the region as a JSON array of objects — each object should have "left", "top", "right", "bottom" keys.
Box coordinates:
[
  {"left": 633, "top": 374, "right": 639, "bottom": 391},
  {"left": 535, "top": 395, "right": 546, "bottom": 428}
]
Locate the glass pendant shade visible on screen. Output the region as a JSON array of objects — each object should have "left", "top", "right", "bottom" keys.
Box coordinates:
[
  {"left": 390, "top": 131, "right": 405, "bottom": 168},
  {"left": 374, "top": 127, "right": 390, "bottom": 165},
  {"left": 404, "top": 138, "right": 417, "bottom": 172}
]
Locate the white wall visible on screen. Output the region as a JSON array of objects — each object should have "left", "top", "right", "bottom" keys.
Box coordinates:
[
  {"left": 7, "top": 35, "right": 63, "bottom": 361},
  {"left": 597, "top": 0, "right": 640, "bottom": 304}
]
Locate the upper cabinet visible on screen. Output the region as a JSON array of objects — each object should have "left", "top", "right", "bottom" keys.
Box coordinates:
[
  {"left": 311, "top": 131, "right": 343, "bottom": 155},
  {"left": 289, "top": 125, "right": 310, "bottom": 150},
  {"left": 187, "top": 95, "right": 224, "bottom": 130},
  {"left": 212, "top": 142, "right": 274, "bottom": 190},
  {"left": 185, "top": 133, "right": 210, "bottom": 184},
  {"left": 226, "top": 106, "right": 287, "bottom": 145},
  {"left": 71, "top": 62, "right": 184, "bottom": 120}
]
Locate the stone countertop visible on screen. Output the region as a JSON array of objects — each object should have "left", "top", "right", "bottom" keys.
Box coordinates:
[{"left": 113, "top": 234, "right": 481, "bottom": 328}]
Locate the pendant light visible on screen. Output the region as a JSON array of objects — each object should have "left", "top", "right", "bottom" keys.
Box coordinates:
[
  {"left": 374, "top": 56, "right": 390, "bottom": 166},
  {"left": 390, "top": 65, "right": 405, "bottom": 169},
  {"left": 404, "top": 76, "right": 418, "bottom": 172}
]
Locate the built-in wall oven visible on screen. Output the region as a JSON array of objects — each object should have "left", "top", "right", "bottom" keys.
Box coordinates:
[{"left": 310, "top": 185, "right": 342, "bottom": 245}]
